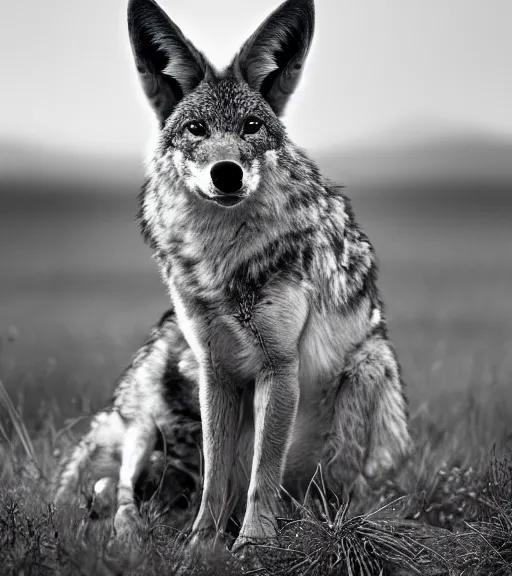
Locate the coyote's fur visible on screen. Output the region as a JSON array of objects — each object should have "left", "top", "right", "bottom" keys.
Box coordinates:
[{"left": 55, "top": 0, "right": 412, "bottom": 552}]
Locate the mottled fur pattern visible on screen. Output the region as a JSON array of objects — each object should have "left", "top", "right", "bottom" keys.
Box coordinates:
[{"left": 55, "top": 0, "right": 412, "bottom": 553}]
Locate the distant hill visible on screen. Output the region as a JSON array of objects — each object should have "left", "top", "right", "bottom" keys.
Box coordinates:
[
  {"left": 0, "top": 140, "right": 142, "bottom": 189},
  {"left": 313, "top": 133, "right": 512, "bottom": 190},
  {"left": 1, "top": 132, "right": 512, "bottom": 201}
]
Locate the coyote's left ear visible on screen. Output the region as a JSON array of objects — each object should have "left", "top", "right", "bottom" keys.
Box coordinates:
[{"left": 231, "top": 0, "right": 314, "bottom": 117}]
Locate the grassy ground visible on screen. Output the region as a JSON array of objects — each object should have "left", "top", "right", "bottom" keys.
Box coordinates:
[
  {"left": 1, "top": 336, "right": 511, "bottom": 576},
  {"left": 0, "top": 186, "right": 511, "bottom": 574}
]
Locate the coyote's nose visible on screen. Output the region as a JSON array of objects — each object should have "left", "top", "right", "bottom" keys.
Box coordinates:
[{"left": 210, "top": 161, "right": 243, "bottom": 194}]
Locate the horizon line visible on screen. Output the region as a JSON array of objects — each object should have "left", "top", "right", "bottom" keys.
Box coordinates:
[{"left": 2, "top": 123, "right": 512, "bottom": 163}]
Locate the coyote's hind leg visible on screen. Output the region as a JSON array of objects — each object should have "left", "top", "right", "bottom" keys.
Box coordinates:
[
  {"left": 323, "top": 332, "right": 412, "bottom": 499},
  {"left": 55, "top": 308, "right": 196, "bottom": 536},
  {"left": 54, "top": 410, "right": 126, "bottom": 507},
  {"left": 113, "top": 418, "right": 157, "bottom": 538}
]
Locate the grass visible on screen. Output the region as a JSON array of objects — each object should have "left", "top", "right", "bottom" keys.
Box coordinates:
[{"left": 1, "top": 338, "right": 511, "bottom": 576}]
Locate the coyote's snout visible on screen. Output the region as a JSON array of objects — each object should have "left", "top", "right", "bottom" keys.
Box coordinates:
[
  {"left": 173, "top": 129, "right": 264, "bottom": 207},
  {"left": 55, "top": 0, "right": 413, "bottom": 560}
]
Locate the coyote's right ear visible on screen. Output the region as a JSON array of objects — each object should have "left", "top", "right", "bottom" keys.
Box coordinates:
[{"left": 128, "top": 0, "right": 213, "bottom": 125}]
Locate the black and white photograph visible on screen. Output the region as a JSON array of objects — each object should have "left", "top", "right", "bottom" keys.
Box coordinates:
[{"left": 1, "top": 1, "right": 511, "bottom": 574}]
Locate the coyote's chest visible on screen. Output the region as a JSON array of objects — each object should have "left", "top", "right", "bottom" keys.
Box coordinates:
[
  {"left": 161, "top": 220, "right": 301, "bottom": 372},
  {"left": 164, "top": 239, "right": 373, "bottom": 395},
  {"left": 167, "top": 262, "right": 305, "bottom": 383}
]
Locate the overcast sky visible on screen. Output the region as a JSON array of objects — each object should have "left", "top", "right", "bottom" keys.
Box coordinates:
[{"left": 1, "top": 0, "right": 512, "bottom": 156}]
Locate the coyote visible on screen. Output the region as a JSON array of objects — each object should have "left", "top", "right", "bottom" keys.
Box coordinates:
[{"left": 55, "top": 0, "right": 412, "bottom": 554}]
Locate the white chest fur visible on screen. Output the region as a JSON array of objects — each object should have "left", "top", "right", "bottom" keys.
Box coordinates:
[{"left": 168, "top": 276, "right": 206, "bottom": 364}]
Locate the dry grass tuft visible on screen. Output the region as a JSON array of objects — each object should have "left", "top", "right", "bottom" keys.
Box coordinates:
[{"left": 1, "top": 372, "right": 512, "bottom": 575}]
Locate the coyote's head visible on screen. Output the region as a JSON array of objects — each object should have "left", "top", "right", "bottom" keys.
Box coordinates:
[{"left": 128, "top": 0, "right": 314, "bottom": 210}]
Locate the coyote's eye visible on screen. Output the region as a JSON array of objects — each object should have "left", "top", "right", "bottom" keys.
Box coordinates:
[
  {"left": 242, "top": 117, "right": 263, "bottom": 136},
  {"left": 185, "top": 121, "right": 207, "bottom": 137}
]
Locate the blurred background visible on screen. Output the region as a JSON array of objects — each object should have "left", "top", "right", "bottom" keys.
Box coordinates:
[{"left": 0, "top": 0, "right": 511, "bottom": 423}]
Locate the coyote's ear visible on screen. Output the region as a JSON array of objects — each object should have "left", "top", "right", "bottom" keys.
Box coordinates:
[
  {"left": 231, "top": 0, "right": 314, "bottom": 117},
  {"left": 128, "top": 0, "right": 213, "bottom": 125}
]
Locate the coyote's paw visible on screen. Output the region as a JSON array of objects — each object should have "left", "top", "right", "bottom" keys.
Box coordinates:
[
  {"left": 233, "top": 521, "right": 274, "bottom": 566},
  {"left": 113, "top": 503, "right": 142, "bottom": 541},
  {"left": 231, "top": 537, "right": 266, "bottom": 573},
  {"left": 231, "top": 535, "right": 252, "bottom": 556},
  {"left": 175, "top": 533, "right": 239, "bottom": 576},
  {"left": 104, "top": 510, "right": 143, "bottom": 573},
  {"left": 233, "top": 512, "right": 277, "bottom": 551},
  {"left": 187, "top": 529, "right": 225, "bottom": 557},
  {"left": 108, "top": 503, "right": 145, "bottom": 569}
]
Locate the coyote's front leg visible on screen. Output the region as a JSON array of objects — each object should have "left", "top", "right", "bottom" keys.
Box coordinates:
[
  {"left": 233, "top": 360, "right": 300, "bottom": 551},
  {"left": 190, "top": 359, "right": 241, "bottom": 544}
]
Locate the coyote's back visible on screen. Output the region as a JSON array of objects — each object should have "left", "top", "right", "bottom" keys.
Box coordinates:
[{"left": 55, "top": 0, "right": 412, "bottom": 558}]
